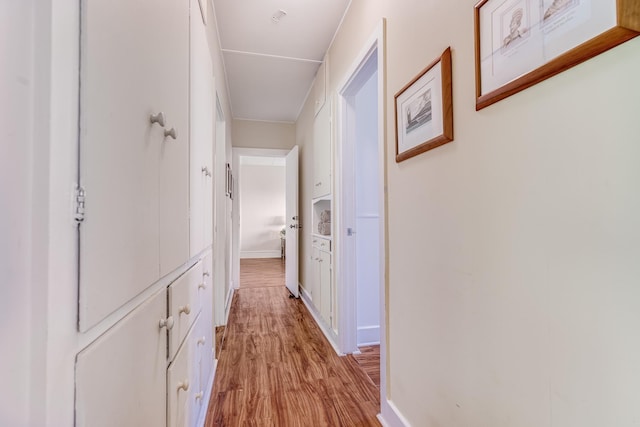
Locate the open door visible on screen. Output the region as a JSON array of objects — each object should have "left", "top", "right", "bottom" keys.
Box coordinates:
[{"left": 285, "top": 146, "right": 299, "bottom": 297}]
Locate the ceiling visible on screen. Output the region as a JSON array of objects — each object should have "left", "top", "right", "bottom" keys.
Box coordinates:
[{"left": 211, "top": 0, "right": 351, "bottom": 123}]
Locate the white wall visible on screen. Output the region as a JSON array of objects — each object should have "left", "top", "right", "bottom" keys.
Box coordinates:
[
  {"left": 296, "top": 0, "right": 640, "bottom": 425},
  {"left": 239, "top": 162, "right": 286, "bottom": 258},
  {"left": 0, "top": 2, "right": 35, "bottom": 424},
  {"left": 354, "top": 67, "right": 380, "bottom": 346},
  {"left": 232, "top": 119, "right": 296, "bottom": 150}
]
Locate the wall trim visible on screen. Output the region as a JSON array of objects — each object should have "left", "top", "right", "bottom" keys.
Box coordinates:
[
  {"left": 240, "top": 250, "right": 281, "bottom": 259},
  {"left": 300, "top": 289, "right": 342, "bottom": 356},
  {"left": 224, "top": 287, "right": 234, "bottom": 323},
  {"left": 357, "top": 325, "right": 380, "bottom": 346},
  {"left": 377, "top": 398, "right": 411, "bottom": 427}
]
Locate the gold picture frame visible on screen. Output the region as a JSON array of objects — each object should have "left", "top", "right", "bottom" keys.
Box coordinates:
[
  {"left": 475, "top": 0, "right": 640, "bottom": 110},
  {"left": 395, "top": 47, "right": 454, "bottom": 162}
]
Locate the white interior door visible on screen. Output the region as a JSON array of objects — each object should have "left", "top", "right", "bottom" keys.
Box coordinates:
[{"left": 285, "top": 146, "right": 299, "bottom": 297}]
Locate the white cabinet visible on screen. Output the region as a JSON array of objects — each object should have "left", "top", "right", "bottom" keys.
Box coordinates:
[
  {"left": 79, "top": 0, "right": 190, "bottom": 331},
  {"left": 313, "top": 60, "right": 326, "bottom": 116},
  {"left": 311, "top": 237, "right": 333, "bottom": 328},
  {"left": 169, "top": 261, "right": 203, "bottom": 359},
  {"left": 189, "top": 0, "right": 214, "bottom": 257},
  {"left": 198, "top": 251, "right": 215, "bottom": 386},
  {"left": 313, "top": 101, "right": 332, "bottom": 199},
  {"left": 76, "top": 288, "right": 168, "bottom": 427}
]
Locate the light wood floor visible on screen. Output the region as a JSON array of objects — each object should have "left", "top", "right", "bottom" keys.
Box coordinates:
[
  {"left": 205, "top": 285, "right": 381, "bottom": 425},
  {"left": 239, "top": 258, "right": 285, "bottom": 288},
  {"left": 353, "top": 345, "right": 381, "bottom": 388}
]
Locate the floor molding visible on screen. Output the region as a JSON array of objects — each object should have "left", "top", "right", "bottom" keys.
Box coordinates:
[
  {"left": 300, "top": 290, "right": 342, "bottom": 356},
  {"left": 378, "top": 398, "right": 411, "bottom": 427}
]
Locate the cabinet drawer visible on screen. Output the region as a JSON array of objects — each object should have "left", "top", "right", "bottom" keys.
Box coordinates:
[
  {"left": 312, "top": 237, "right": 331, "bottom": 252},
  {"left": 169, "top": 261, "right": 202, "bottom": 360}
]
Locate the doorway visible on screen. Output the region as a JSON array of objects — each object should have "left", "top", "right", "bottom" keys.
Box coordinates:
[
  {"left": 231, "top": 147, "right": 299, "bottom": 296},
  {"left": 336, "top": 19, "right": 387, "bottom": 407}
]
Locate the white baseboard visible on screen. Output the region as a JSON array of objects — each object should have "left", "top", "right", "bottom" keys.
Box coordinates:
[
  {"left": 195, "top": 357, "right": 218, "bottom": 427},
  {"left": 240, "top": 250, "right": 281, "bottom": 259},
  {"left": 224, "top": 287, "right": 234, "bottom": 323},
  {"left": 300, "top": 290, "right": 342, "bottom": 356},
  {"left": 378, "top": 398, "right": 411, "bottom": 427},
  {"left": 300, "top": 285, "right": 312, "bottom": 303},
  {"left": 357, "top": 325, "right": 380, "bottom": 347}
]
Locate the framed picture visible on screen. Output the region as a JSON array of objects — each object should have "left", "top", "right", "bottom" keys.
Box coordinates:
[
  {"left": 395, "top": 47, "right": 453, "bottom": 162},
  {"left": 475, "top": 0, "right": 640, "bottom": 110},
  {"left": 198, "top": 0, "right": 208, "bottom": 25}
]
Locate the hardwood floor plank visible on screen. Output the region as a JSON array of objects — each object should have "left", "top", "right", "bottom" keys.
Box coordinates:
[
  {"left": 205, "top": 286, "right": 380, "bottom": 426},
  {"left": 352, "top": 345, "right": 381, "bottom": 388},
  {"left": 239, "top": 258, "right": 285, "bottom": 289}
]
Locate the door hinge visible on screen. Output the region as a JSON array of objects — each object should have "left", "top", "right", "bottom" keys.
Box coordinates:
[{"left": 75, "top": 186, "right": 86, "bottom": 223}]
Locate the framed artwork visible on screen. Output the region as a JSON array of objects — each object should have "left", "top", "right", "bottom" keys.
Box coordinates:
[
  {"left": 395, "top": 47, "right": 454, "bottom": 162},
  {"left": 475, "top": 0, "right": 640, "bottom": 110},
  {"left": 198, "top": 0, "right": 207, "bottom": 25}
]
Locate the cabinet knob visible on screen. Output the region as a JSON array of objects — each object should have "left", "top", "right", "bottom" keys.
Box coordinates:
[
  {"left": 149, "top": 112, "right": 166, "bottom": 127},
  {"left": 201, "top": 166, "right": 211, "bottom": 177},
  {"left": 178, "top": 304, "right": 191, "bottom": 315},
  {"left": 159, "top": 316, "right": 174, "bottom": 330},
  {"left": 197, "top": 336, "right": 206, "bottom": 346},
  {"left": 195, "top": 391, "right": 204, "bottom": 401},
  {"left": 203, "top": 271, "right": 210, "bottom": 277},
  {"left": 164, "top": 127, "right": 177, "bottom": 140},
  {"left": 198, "top": 282, "right": 206, "bottom": 290},
  {"left": 177, "top": 380, "right": 189, "bottom": 392}
]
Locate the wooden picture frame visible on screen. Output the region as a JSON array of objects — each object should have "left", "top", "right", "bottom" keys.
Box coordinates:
[
  {"left": 395, "top": 47, "right": 454, "bottom": 162},
  {"left": 475, "top": 0, "right": 640, "bottom": 110}
]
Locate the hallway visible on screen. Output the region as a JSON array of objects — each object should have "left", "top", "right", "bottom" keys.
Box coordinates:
[{"left": 206, "top": 260, "right": 381, "bottom": 426}]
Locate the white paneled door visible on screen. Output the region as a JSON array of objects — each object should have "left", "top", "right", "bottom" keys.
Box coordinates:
[
  {"left": 78, "top": 0, "right": 189, "bottom": 331},
  {"left": 285, "top": 146, "right": 299, "bottom": 297}
]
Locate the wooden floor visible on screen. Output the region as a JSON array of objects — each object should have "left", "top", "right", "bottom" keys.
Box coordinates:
[
  {"left": 353, "top": 346, "right": 381, "bottom": 388},
  {"left": 205, "top": 285, "right": 381, "bottom": 426},
  {"left": 239, "top": 258, "right": 285, "bottom": 288}
]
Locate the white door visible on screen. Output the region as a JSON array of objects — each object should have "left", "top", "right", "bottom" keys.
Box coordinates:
[{"left": 285, "top": 146, "right": 299, "bottom": 297}]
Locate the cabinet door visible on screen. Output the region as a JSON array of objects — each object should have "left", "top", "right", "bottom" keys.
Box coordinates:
[
  {"left": 198, "top": 251, "right": 214, "bottom": 386},
  {"left": 313, "top": 102, "right": 331, "bottom": 198},
  {"left": 79, "top": 0, "right": 189, "bottom": 330},
  {"left": 159, "top": 0, "right": 190, "bottom": 276},
  {"left": 319, "top": 250, "right": 332, "bottom": 325},
  {"left": 76, "top": 289, "right": 167, "bottom": 427},
  {"left": 189, "top": 2, "right": 214, "bottom": 257},
  {"left": 169, "top": 261, "right": 203, "bottom": 360}
]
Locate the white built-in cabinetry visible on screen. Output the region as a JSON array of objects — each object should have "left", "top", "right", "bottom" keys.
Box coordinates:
[
  {"left": 75, "top": 0, "right": 216, "bottom": 425},
  {"left": 311, "top": 236, "right": 334, "bottom": 331},
  {"left": 313, "top": 100, "right": 332, "bottom": 199},
  {"left": 308, "top": 56, "right": 336, "bottom": 335}
]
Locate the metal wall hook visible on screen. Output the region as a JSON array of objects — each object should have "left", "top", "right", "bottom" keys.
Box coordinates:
[{"left": 149, "top": 112, "right": 166, "bottom": 127}]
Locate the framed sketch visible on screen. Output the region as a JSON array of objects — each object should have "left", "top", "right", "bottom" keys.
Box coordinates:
[
  {"left": 198, "top": 0, "right": 207, "bottom": 25},
  {"left": 395, "top": 47, "right": 453, "bottom": 162},
  {"left": 475, "top": 0, "right": 640, "bottom": 110}
]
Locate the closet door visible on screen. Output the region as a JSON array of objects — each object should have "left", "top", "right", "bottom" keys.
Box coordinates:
[
  {"left": 159, "top": 0, "right": 190, "bottom": 276},
  {"left": 79, "top": 0, "right": 189, "bottom": 330},
  {"left": 189, "top": 3, "right": 214, "bottom": 257},
  {"left": 76, "top": 288, "right": 168, "bottom": 427}
]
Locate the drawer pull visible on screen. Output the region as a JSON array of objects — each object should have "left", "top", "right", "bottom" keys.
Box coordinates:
[
  {"left": 178, "top": 304, "right": 191, "bottom": 315},
  {"left": 158, "top": 316, "right": 174, "bottom": 330},
  {"left": 197, "top": 336, "right": 206, "bottom": 346},
  {"left": 164, "top": 127, "right": 177, "bottom": 140},
  {"left": 149, "top": 112, "right": 166, "bottom": 127},
  {"left": 177, "top": 380, "right": 189, "bottom": 392},
  {"left": 195, "top": 391, "right": 204, "bottom": 401}
]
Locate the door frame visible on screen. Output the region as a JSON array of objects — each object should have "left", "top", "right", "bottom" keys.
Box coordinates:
[
  {"left": 335, "top": 17, "right": 388, "bottom": 407},
  {"left": 231, "top": 147, "right": 291, "bottom": 297}
]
